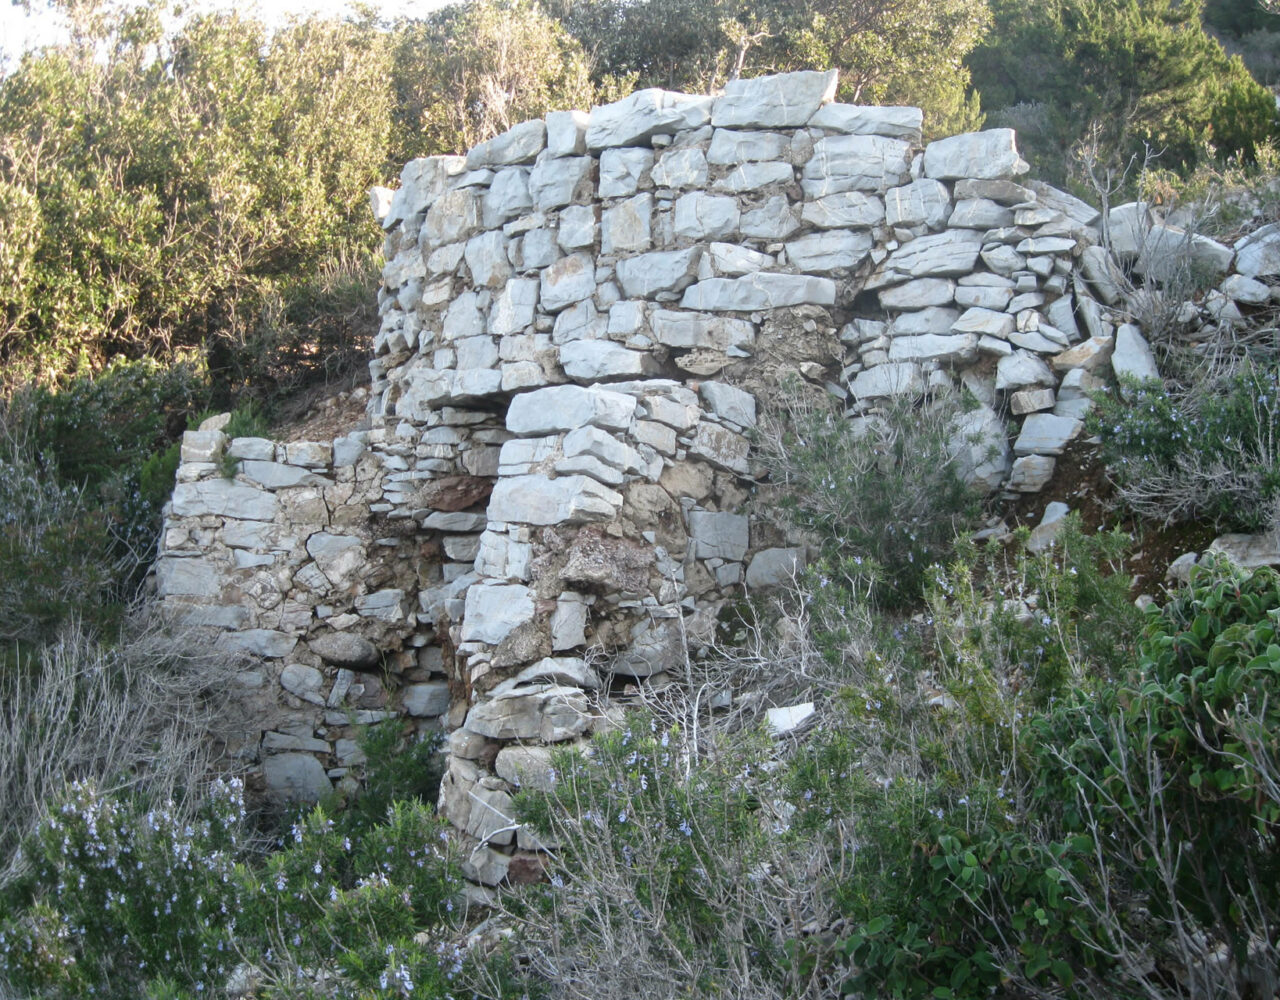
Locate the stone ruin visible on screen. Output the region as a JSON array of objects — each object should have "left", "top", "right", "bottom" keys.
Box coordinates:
[{"left": 154, "top": 69, "right": 1280, "bottom": 886}]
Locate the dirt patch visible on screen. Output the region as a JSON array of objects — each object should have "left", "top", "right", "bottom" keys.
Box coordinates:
[{"left": 272, "top": 376, "right": 372, "bottom": 443}]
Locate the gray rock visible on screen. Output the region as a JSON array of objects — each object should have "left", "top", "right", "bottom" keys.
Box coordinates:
[
  {"left": 529, "top": 155, "right": 594, "bottom": 212},
  {"left": 924, "top": 129, "right": 1026, "bottom": 180},
  {"left": 263, "top": 754, "right": 331, "bottom": 804},
  {"left": 1026, "top": 180, "right": 1100, "bottom": 227},
  {"left": 699, "top": 381, "right": 756, "bottom": 426},
  {"left": 171, "top": 480, "right": 278, "bottom": 521},
  {"left": 703, "top": 242, "right": 773, "bottom": 275},
  {"left": 877, "top": 229, "right": 984, "bottom": 281},
  {"left": 955, "top": 284, "right": 1013, "bottom": 310},
  {"left": 561, "top": 340, "right": 659, "bottom": 380},
  {"left": 423, "top": 187, "right": 482, "bottom": 245},
  {"left": 487, "top": 474, "right": 623, "bottom": 525},
  {"left": 651, "top": 147, "right": 708, "bottom": 188},
  {"left": 802, "top": 134, "right": 912, "bottom": 197},
  {"left": 713, "top": 69, "right": 838, "bottom": 128},
  {"left": 465, "top": 684, "right": 591, "bottom": 742},
  {"left": 888, "top": 307, "right": 961, "bottom": 336},
  {"left": 461, "top": 584, "right": 535, "bottom": 644},
  {"left": 801, "top": 191, "right": 885, "bottom": 229},
  {"left": 739, "top": 195, "right": 801, "bottom": 239},
  {"left": 707, "top": 128, "right": 790, "bottom": 164},
  {"left": 689, "top": 510, "right": 749, "bottom": 561},
  {"left": 1220, "top": 273, "right": 1271, "bottom": 305},
  {"left": 785, "top": 229, "right": 873, "bottom": 272},
  {"left": 996, "top": 350, "right": 1056, "bottom": 391},
  {"left": 1013, "top": 413, "right": 1081, "bottom": 456},
  {"left": 887, "top": 334, "right": 979, "bottom": 364},
  {"left": 180, "top": 430, "right": 226, "bottom": 463},
  {"left": 650, "top": 309, "right": 755, "bottom": 352},
  {"left": 598, "top": 148, "right": 654, "bottom": 198},
  {"left": 885, "top": 179, "right": 951, "bottom": 228},
  {"left": 1135, "top": 224, "right": 1233, "bottom": 282},
  {"left": 1009, "top": 454, "right": 1056, "bottom": 492},
  {"left": 306, "top": 533, "right": 365, "bottom": 588},
  {"left": 880, "top": 278, "right": 955, "bottom": 310},
  {"left": 1206, "top": 533, "right": 1280, "bottom": 569},
  {"left": 1111, "top": 324, "right": 1159, "bottom": 383},
  {"left": 507, "top": 385, "right": 636, "bottom": 434},
  {"left": 238, "top": 461, "right": 326, "bottom": 490},
  {"left": 1027, "top": 501, "right": 1071, "bottom": 553},
  {"left": 466, "top": 119, "right": 546, "bottom": 168},
  {"left": 217, "top": 629, "right": 297, "bottom": 659},
  {"left": 545, "top": 109, "right": 590, "bottom": 157},
  {"left": 616, "top": 247, "right": 702, "bottom": 298},
  {"left": 465, "top": 230, "right": 513, "bottom": 288},
  {"left": 673, "top": 192, "right": 740, "bottom": 240},
  {"left": 688, "top": 422, "right": 750, "bottom": 473},
  {"left": 948, "top": 198, "right": 1015, "bottom": 230},
  {"left": 488, "top": 277, "right": 540, "bottom": 336},
  {"left": 494, "top": 745, "right": 558, "bottom": 792},
  {"left": 808, "top": 103, "right": 923, "bottom": 141},
  {"left": 311, "top": 633, "right": 380, "bottom": 670},
  {"left": 680, "top": 273, "right": 836, "bottom": 310},
  {"left": 540, "top": 253, "right": 597, "bottom": 312},
  {"left": 403, "top": 682, "right": 451, "bottom": 717},
  {"left": 953, "top": 307, "right": 1015, "bottom": 339},
  {"left": 949, "top": 404, "right": 1011, "bottom": 493},
  {"left": 712, "top": 161, "right": 795, "bottom": 192},
  {"left": 227, "top": 436, "right": 274, "bottom": 461},
  {"left": 851, "top": 362, "right": 924, "bottom": 399},
  {"left": 601, "top": 194, "right": 653, "bottom": 254},
  {"left": 746, "top": 547, "right": 806, "bottom": 588},
  {"left": 355, "top": 589, "right": 406, "bottom": 622},
  {"left": 587, "top": 89, "right": 713, "bottom": 150},
  {"left": 280, "top": 663, "right": 325, "bottom": 703},
  {"left": 1234, "top": 223, "right": 1280, "bottom": 277}
]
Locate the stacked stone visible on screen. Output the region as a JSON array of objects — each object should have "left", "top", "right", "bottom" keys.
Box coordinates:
[{"left": 155, "top": 409, "right": 455, "bottom": 804}]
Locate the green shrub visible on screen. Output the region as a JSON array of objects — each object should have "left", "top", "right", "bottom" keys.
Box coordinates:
[{"left": 1089, "top": 365, "right": 1280, "bottom": 532}]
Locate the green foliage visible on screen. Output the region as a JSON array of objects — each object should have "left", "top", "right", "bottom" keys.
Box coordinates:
[
  {"left": 969, "top": 0, "right": 1279, "bottom": 182},
  {"left": 1089, "top": 365, "right": 1280, "bottom": 532},
  {"left": 335, "top": 723, "right": 446, "bottom": 839},
  {"left": 765, "top": 392, "right": 982, "bottom": 606}
]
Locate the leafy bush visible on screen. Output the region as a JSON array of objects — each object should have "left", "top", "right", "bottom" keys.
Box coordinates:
[
  {"left": 760, "top": 391, "right": 982, "bottom": 607},
  {"left": 1089, "top": 364, "right": 1280, "bottom": 532}
]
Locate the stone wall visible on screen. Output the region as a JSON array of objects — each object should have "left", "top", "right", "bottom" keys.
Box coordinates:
[{"left": 155, "top": 67, "right": 1280, "bottom": 884}]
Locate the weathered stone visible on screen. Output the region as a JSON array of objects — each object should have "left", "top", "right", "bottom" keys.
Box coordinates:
[
  {"left": 507, "top": 385, "right": 636, "bottom": 434},
  {"left": 239, "top": 461, "right": 326, "bottom": 490},
  {"left": 1111, "top": 323, "right": 1159, "bottom": 384},
  {"left": 885, "top": 179, "right": 951, "bottom": 228},
  {"left": 887, "top": 306, "right": 961, "bottom": 336},
  {"left": 1206, "top": 533, "right": 1280, "bottom": 569},
  {"left": 227, "top": 437, "right": 274, "bottom": 461},
  {"left": 545, "top": 109, "right": 590, "bottom": 157},
  {"left": 280, "top": 663, "right": 325, "bottom": 703},
  {"left": 537, "top": 253, "right": 595, "bottom": 312},
  {"left": 808, "top": 103, "right": 923, "bottom": 141},
  {"left": 1026, "top": 180, "right": 1100, "bottom": 227},
  {"left": 953, "top": 307, "right": 1015, "bottom": 339},
  {"left": 887, "top": 334, "right": 979, "bottom": 364},
  {"left": 404, "top": 682, "right": 451, "bottom": 717},
  {"left": 802, "top": 134, "right": 912, "bottom": 197},
  {"left": 494, "top": 745, "right": 558, "bottom": 792},
  {"left": 1010, "top": 387, "right": 1056, "bottom": 415},
  {"left": 949, "top": 404, "right": 1011, "bottom": 492},
  {"left": 673, "top": 192, "right": 740, "bottom": 240},
  {"left": 529, "top": 155, "right": 594, "bottom": 212},
  {"left": 784, "top": 229, "right": 873, "bottom": 272},
  {"left": 419, "top": 475, "right": 494, "bottom": 513},
  {"left": 217, "top": 629, "right": 297, "bottom": 658},
  {"left": 424, "top": 188, "right": 482, "bottom": 245},
  {"left": 466, "top": 684, "right": 591, "bottom": 742},
  {"left": 851, "top": 362, "right": 924, "bottom": 399},
  {"left": 355, "top": 589, "right": 405, "bottom": 622},
  {"left": 598, "top": 147, "right": 654, "bottom": 198},
  {"left": 713, "top": 69, "right": 838, "bottom": 128},
  {"left": 712, "top": 161, "right": 795, "bottom": 192},
  {"left": 703, "top": 242, "right": 773, "bottom": 275},
  {"left": 746, "top": 547, "right": 805, "bottom": 588},
  {"left": 601, "top": 194, "right": 653, "bottom": 254},
  {"left": 464, "top": 230, "right": 513, "bottom": 288},
  {"left": 707, "top": 128, "right": 790, "bottom": 164},
  {"left": 489, "top": 278, "right": 540, "bottom": 336},
  {"left": 948, "top": 198, "right": 1015, "bottom": 230},
  {"left": 688, "top": 422, "right": 750, "bottom": 473},
  {"left": 650, "top": 309, "right": 754, "bottom": 352},
  {"left": 651, "top": 147, "right": 708, "bottom": 188},
  {"left": 879, "top": 278, "right": 955, "bottom": 310},
  {"left": 461, "top": 584, "right": 535, "bottom": 645},
  {"left": 1013, "top": 413, "right": 1081, "bottom": 456},
  {"left": 689, "top": 510, "right": 749, "bottom": 561},
  {"left": 180, "top": 430, "right": 226, "bottom": 464},
  {"left": 561, "top": 340, "right": 659, "bottom": 380},
  {"left": 587, "top": 89, "right": 713, "bottom": 150},
  {"left": 306, "top": 533, "right": 365, "bottom": 588},
  {"left": 263, "top": 754, "right": 331, "bottom": 803},
  {"left": 156, "top": 557, "right": 221, "bottom": 598},
  {"left": 801, "top": 191, "right": 885, "bottom": 229},
  {"left": 616, "top": 247, "right": 702, "bottom": 298},
  {"left": 1135, "top": 224, "right": 1233, "bottom": 282},
  {"left": 699, "top": 381, "right": 756, "bottom": 427},
  {"left": 955, "top": 283, "right": 1013, "bottom": 310},
  {"left": 877, "top": 229, "right": 984, "bottom": 281},
  {"left": 467, "top": 119, "right": 546, "bottom": 169},
  {"left": 923, "top": 129, "right": 1026, "bottom": 180},
  {"left": 1009, "top": 454, "right": 1056, "bottom": 492},
  {"left": 1051, "top": 336, "right": 1114, "bottom": 374},
  {"left": 1234, "top": 223, "right": 1280, "bottom": 277},
  {"left": 487, "top": 475, "right": 623, "bottom": 524},
  {"left": 680, "top": 273, "right": 836, "bottom": 310},
  {"left": 171, "top": 480, "right": 278, "bottom": 521},
  {"left": 1220, "top": 273, "right": 1271, "bottom": 305},
  {"left": 310, "top": 633, "right": 380, "bottom": 670},
  {"left": 996, "top": 350, "right": 1056, "bottom": 391}
]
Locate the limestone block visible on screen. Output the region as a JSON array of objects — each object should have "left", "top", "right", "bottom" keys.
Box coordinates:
[
  {"left": 561, "top": 340, "right": 659, "bottom": 380},
  {"left": 956, "top": 283, "right": 1012, "bottom": 311},
  {"left": 949, "top": 404, "right": 1011, "bottom": 493},
  {"left": 887, "top": 334, "right": 979, "bottom": 364},
  {"left": 1220, "top": 273, "right": 1271, "bottom": 306},
  {"left": 464, "top": 684, "right": 591, "bottom": 741},
  {"left": 1234, "top": 223, "right": 1280, "bottom": 277},
  {"left": 487, "top": 474, "right": 623, "bottom": 525},
  {"left": 540, "top": 253, "right": 597, "bottom": 312},
  {"left": 551, "top": 599, "right": 589, "bottom": 651},
  {"left": 180, "top": 430, "right": 226, "bottom": 463},
  {"left": 808, "top": 103, "right": 923, "bottom": 141},
  {"left": 280, "top": 663, "right": 325, "bottom": 704},
  {"left": 601, "top": 194, "right": 653, "bottom": 254},
  {"left": 703, "top": 242, "right": 773, "bottom": 276},
  {"left": 739, "top": 195, "right": 801, "bottom": 239},
  {"left": 263, "top": 754, "right": 331, "bottom": 804},
  {"left": 1026, "top": 180, "right": 1100, "bottom": 227},
  {"left": 885, "top": 179, "right": 951, "bottom": 228},
  {"left": 545, "top": 109, "right": 590, "bottom": 157},
  {"left": 712, "top": 161, "right": 794, "bottom": 192},
  {"left": 948, "top": 198, "right": 1014, "bottom": 230},
  {"left": 980, "top": 244, "right": 1026, "bottom": 276},
  {"left": 1009, "top": 454, "right": 1056, "bottom": 492},
  {"left": 1135, "top": 224, "right": 1232, "bottom": 282},
  {"left": 464, "top": 231, "right": 513, "bottom": 288},
  {"left": 689, "top": 422, "right": 750, "bottom": 473},
  {"left": 746, "top": 548, "right": 805, "bottom": 588},
  {"left": 227, "top": 437, "right": 274, "bottom": 461},
  {"left": 306, "top": 532, "right": 365, "bottom": 589},
  {"left": 712, "top": 69, "right": 838, "bottom": 128},
  {"left": 217, "top": 630, "right": 297, "bottom": 659},
  {"left": 557, "top": 205, "right": 598, "bottom": 250},
  {"left": 494, "top": 745, "right": 558, "bottom": 792},
  {"left": 850, "top": 362, "right": 924, "bottom": 399},
  {"left": 689, "top": 510, "right": 749, "bottom": 561},
  {"left": 616, "top": 247, "right": 702, "bottom": 298},
  {"left": 587, "top": 89, "right": 713, "bottom": 150},
  {"left": 507, "top": 385, "right": 636, "bottom": 434},
  {"left": 310, "top": 633, "right": 380, "bottom": 670},
  {"left": 1207, "top": 533, "right": 1280, "bottom": 570},
  {"left": 996, "top": 350, "right": 1056, "bottom": 391},
  {"left": 239, "top": 461, "right": 326, "bottom": 490},
  {"left": 488, "top": 278, "right": 540, "bottom": 336},
  {"left": 383, "top": 154, "right": 465, "bottom": 229},
  {"left": 1051, "top": 336, "right": 1114, "bottom": 374},
  {"left": 673, "top": 192, "right": 740, "bottom": 240},
  {"left": 877, "top": 229, "right": 984, "bottom": 281},
  {"left": 879, "top": 278, "right": 955, "bottom": 310},
  {"left": 466, "top": 118, "right": 546, "bottom": 169},
  {"left": 707, "top": 128, "right": 790, "bottom": 164},
  {"left": 785, "top": 229, "right": 872, "bottom": 273},
  {"left": 887, "top": 307, "right": 961, "bottom": 336},
  {"left": 1013, "top": 413, "right": 1082, "bottom": 456},
  {"left": 1111, "top": 324, "right": 1159, "bottom": 383},
  {"left": 529, "top": 155, "right": 594, "bottom": 212},
  {"left": 802, "top": 134, "right": 912, "bottom": 197},
  {"left": 455, "top": 335, "right": 499, "bottom": 370},
  {"left": 155, "top": 556, "right": 222, "bottom": 598},
  {"left": 598, "top": 147, "right": 654, "bottom": 198},
  {"left": 171, "top": 480, "right": 278, "bottom": 521},
  {"left": 699, "top": 382, "right": 756, "bottom": 427},
  {"left": 403, "top": 681, "right": 451, "bottom": 717},
  {"left": 482, "top": 167, "right": 533, "bottom": 227},
  {"left": 801, "top": 191, "right": 885, "bottom": 229},
  {"left": 680, "top": 273, "right": 836, "bottom": 310},
  {"left": 355, "top": 589, "right": 406, "bottom": 622},
  {"left": 461, "top": 584, "right": 535, "bottom": 644},
  {"left": 952, "top": 307, "right": 1015, "bottom": 339},
  {"left": 424, "top": 188, "right": 482, "bottom": 245},
  {"left": 923, "top": 129, "right": 1026, "bottom": 180},
  {"left": 651, "top": 147, "right": 708, "bottom": 188}
]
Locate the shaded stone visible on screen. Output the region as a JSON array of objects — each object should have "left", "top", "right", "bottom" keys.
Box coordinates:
[
  {"left": 419, "top": 475, "right": 494, "bottom": 513},
  {"left": 263, "top": 754, "right": 331, "bottom": 804},
  {"left": 310, "top": 633, "right": 380, "bottom": 670},
  {"left": 746, "top": 548, "right": 805, "bottom": 588}
]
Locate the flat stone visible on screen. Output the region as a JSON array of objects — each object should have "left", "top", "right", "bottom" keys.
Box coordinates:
[
  {"left": 808, "top": 103, "right": 923, "bottom": 141},
  {"left": 487, "top": 474, "right": 623, "bottom": 524},
  {"left": 996, "top": 350, "right": 1056, "bottom": 391},
  {"left": 953, "top": 307, "right": 1015, "bottom": 338},
  {"left": 1016, "top": 236, "right": 1076, "bottom": 255},
  {"left": 1051, "top": 336, "right": 1114, "bottom": 374},
  {"left": 1026, "top": 180, "right": 1100, "bottom": 227},
  {"left": 280, "top": 663, "right": 325, "bottom": 702},
  {"left": 650, "top": 309, "right": 755, "bottom": 352},
  {"left": 467, "top": 119, "right": 546, "bottom": 168},
  {"left": 713, "top": 69, "right": 838, "bottom": 128},
  {"left": 689, "top": 510, "right": 749, "bottom": 561},
  {"left": 507, "top": 385, "right": 636, "bottom": 434},
  {"left": 601, "top": 194, "right": 653, "bottom": 254},
  {"left": 739, "top": 195, "right": 801, "bottom": 239},
  {"left": 263, "top": 754, "right": 331, "bottom": 804},
  {"left": 239, "top": 461, "right": 326, "bottom": 490},
  {"left": 494, "top": 745, "right": 558, "bottom": 792},
  {"left": 746, "top": 548, "right": 806, "bottom": 588},
  {"left": 879, "top": 278, "right": 955, "bottom": 310},
  {"left": 877, "top": 229, "right": 984, "bottom": 281},
  {"left": 680, "top": 273, "right": 836, "bottom": 310},
  {"left": 598, "top": 147, "right": 654, "bottom": 198},
  {"left": 1234, "top": 223, "right": 1280, "bottom": 277},
  {"left": 461, "top": 584, "right": 535, "bottom": 644},
  {"left": 1220, "top": 273, "right": 1271, "bottom": 305},
  {"left": 306, "top": 532, "right": 365, "bottom": 588},
  {"left": 1010, "top": 387, "right": 1056, "bottom": 414},
  {"left": 887, "top": 334, "right": 978, "bottom": 364},
  {"left": 355, "top": 589, "right": 405, "bottom": 622},
  {"left": 851, "top": 361, "right": 924, "bottom": 399},
  {"left": 707, "top": 128, "right": 790, "bottom": 164},
  {"left": 403, "top": 681, "right": 451, "bottom": 717},
  {"left": 885, "top": 179, "right": 951, "bottom": 228},
  {"left": 423, "top": 187, "right": 482, "bottom": 245},
  {"left": 227, "top": 436, "right": 274, "bottom": 461},
  {"left": 1135, "top": 224, "right": 1232, "bottom": 282},
  {"left": 587, "top": 88, "right": 713, "bottom": 150},
  {"left": 1206, "top": 533, "right": 1280, "bottom": 569},
  {"left": 171, "top": 480, "right": 278, "bottom": 521},
  {"left": 699, "top": 381, "right": 756, "bottom": 427},
  {"left": 888, "top": 307, "right": 961, "bottom": 336},
  {"left": 955, "top": 284, "right": 1013, "bottom": 310},
  {"left": 949, "top": 404, "right": 1011, "bottom": 492},
  {"left": 953, "top": 178, "right": 1034, "bottom": 205},
  {"left": 712, "top": 161, "right": 795, "bottom": 192},
  {"left": 528, "top": 155, "right": 594, "bottom": 212},
  {"left": 155, "top": 557, "right": 221, "bottom": 599},
  {"left": 1111, "top": 323, "right": 1159, "bottom": 384},
  {"left": 651, "top": 147, "right": 708, "bottom": 188},
  {"left": 180, "top": 430, "right": 226, "bottom": 463},
  {"left": 311, "top": 632, "right": 380, "bottom": 670},
  {"left": 464, "top": 684, "right": 591, "bottom": 742},
  {"left": 949, "top": 198, "right": 1015, "bottom": 230},
  {"left": 802, "top": 134, "right": 912, "bottom": 197},
  {"left": 704, "top": 242, "right": 773, "bottom": 275},
  {"left": 561, "top": 340, "right": 659, "bottom": 380},
  {"left": 217, "top": 629, "right": 297, "bottom": 658},
  {"left": 673, "top": 192, "right": 740, "bottom": 240},
  {"left": 924, "top": 129, "right": 1026, "bottom": 180},
  {"left": 1009, "top": 454, "right": 1056, "bottom": 492},
  {"left": 785, "top": 229, "right": 872, "bottom": 272},
  {"left": 1013, "top": 413, "right": 1081, "bottom": 456},
  {"left": 616, "top": 247, "right": 701, "bottom": 298},
  {"left": 488, "top": 277, "right": 540, "bottom": 336},
  {"left": 689, "top": 422, "right": 750, "bottom": 473},
  {"left": 801, "top": 191, "right": 885, "bottom": 229},
  {"left": 540, "top": 253, "right": 597, "bottom": 312}
]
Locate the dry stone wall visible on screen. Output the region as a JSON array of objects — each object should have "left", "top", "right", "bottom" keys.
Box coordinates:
[{"left": 154, "top": 68, "right": 1280, "bottom": 885}]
